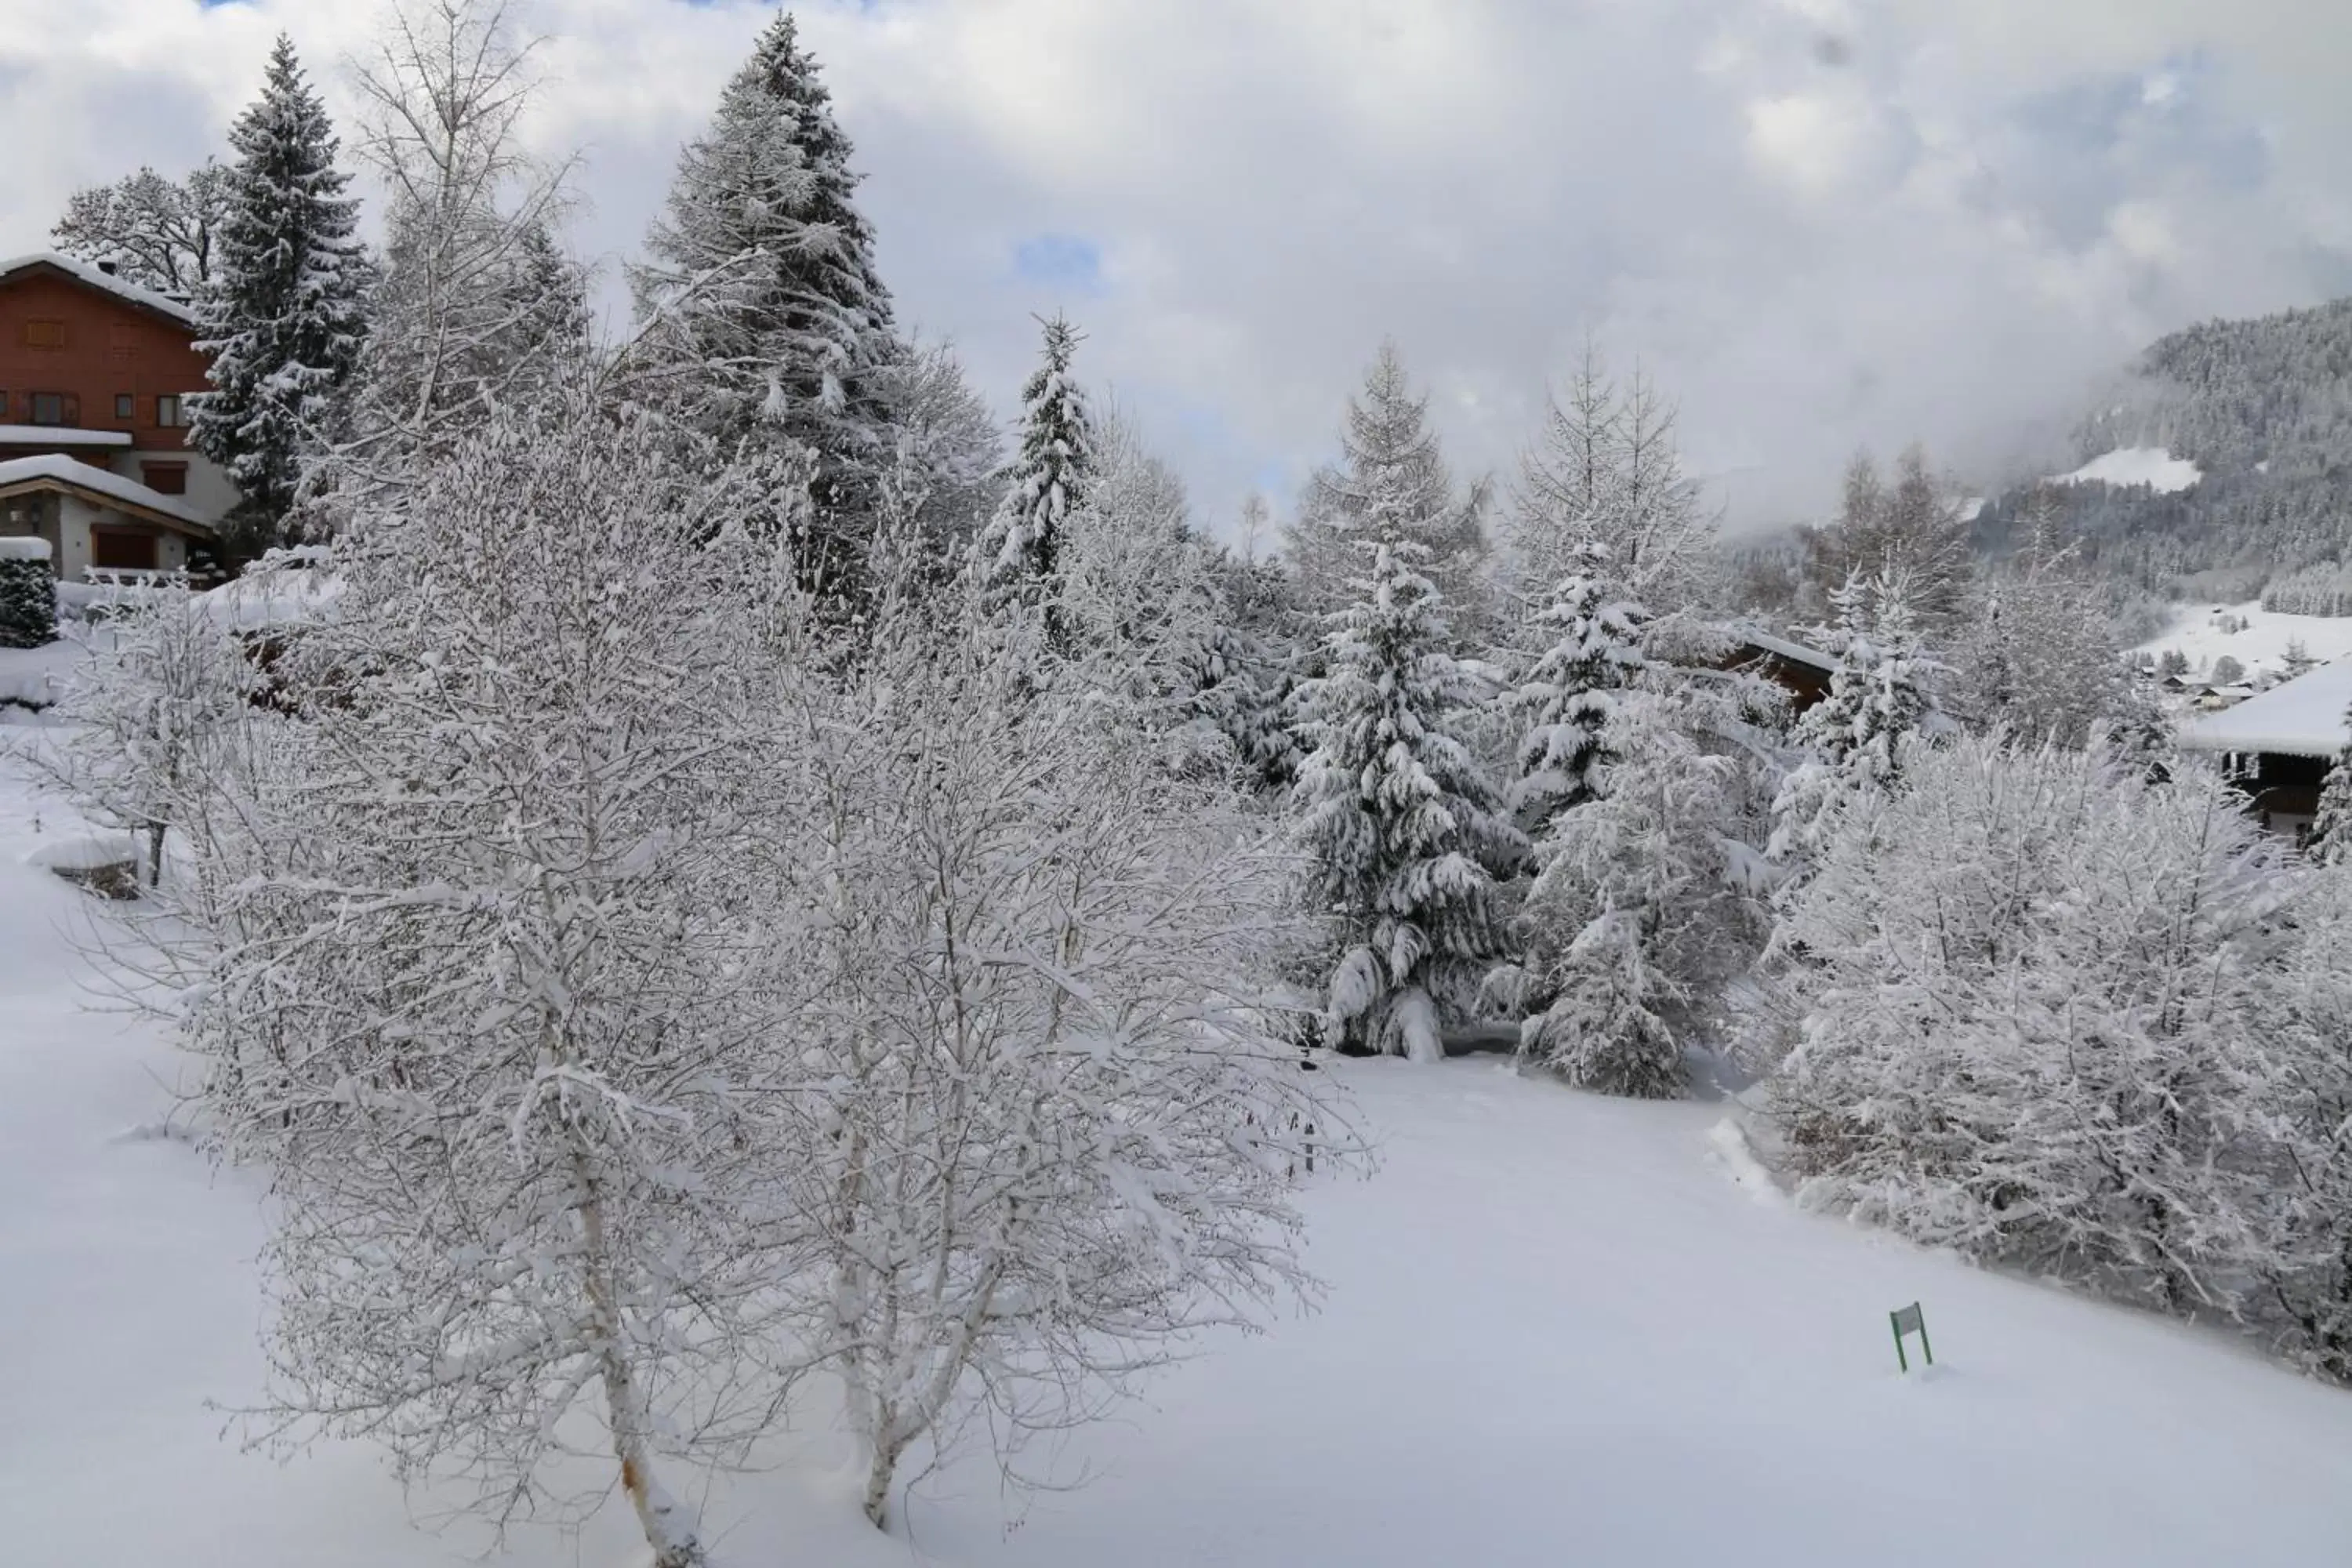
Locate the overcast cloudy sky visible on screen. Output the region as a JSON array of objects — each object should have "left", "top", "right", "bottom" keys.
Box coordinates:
[{"left": 5, "top": 0, "right": 2349, "bottom": 538}]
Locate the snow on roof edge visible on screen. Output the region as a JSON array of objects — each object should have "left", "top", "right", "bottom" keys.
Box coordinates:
[
  {"left": 0, "top": 453, "right": 211, "bottom": 531},
  {"left": 0, "top": 426, "right": 133, "bottom": 448},
  {"left": 0, "top": 252, "right": 201, "bottom": 329},
  {"left": 2178, "top": 656, "right": 2352, "bottom": 758}
]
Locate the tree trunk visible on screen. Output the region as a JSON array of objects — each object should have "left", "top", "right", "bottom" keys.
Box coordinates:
[
  {"left": 862, "top": 1433, "right": 901, "bottom": 1530},
  {"left": 577, "top": 1162, "right": 704, "bottom": 1567}
]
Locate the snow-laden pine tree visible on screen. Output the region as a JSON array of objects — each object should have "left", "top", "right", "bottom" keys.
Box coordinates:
[
  {"left": 2310, "top": 713, "right": 2352, "bottom": 866},
  {"left": 173, "top": 388, "right": 811, "bottom": 1568},
  {"left": 764, "top": 608, "right": 1345, "bottom": 1530},
  {"left": 630, "top": 9, "right": 899, "bottom": 604},
  {"left": 1772, "top": 735, "right": 2285, "bottom": 1314},
  {"left": 1768, "top": 569, "right": 1933, "bottom": 868},
  {"left": 978, "top": 314, "right": 1094, "bottom": 637},
  {"left": 1491, "top": 543, "right": 1751, "bottom": 1097},
  {"left": 1283, "top": 341, "right": 1490, "bottom": 633},
  {"left": 191, "top": 34, "right": 368, "bottom": 557},
  {"left": 1293, "top": 536, "right": 1522, "bottom": 1059},
  {"left": 53, "top": 162, "right": 229, "bottom": 298},
  {"left": 1504, "top": 542, "right": 1648, "bottom": 829}
]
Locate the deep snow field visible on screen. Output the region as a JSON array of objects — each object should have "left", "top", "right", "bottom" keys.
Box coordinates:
[
  {"left": 7, "top": 737, "right": 2352, "bottom": 1567},
  {"left": 2136, "top": 599, "right": 2352, "bottom": 684}
]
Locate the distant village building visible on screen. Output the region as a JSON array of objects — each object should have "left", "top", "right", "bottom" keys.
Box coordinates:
[
  {"left": 2179, "top": 658, "right": 2352, "bottom": 840},
  {"left": 1723, "top": 630, "right": 1837, "bottom": 713},
  {"left": 0, "top": 254, "right": 229, "bottom": 576}
]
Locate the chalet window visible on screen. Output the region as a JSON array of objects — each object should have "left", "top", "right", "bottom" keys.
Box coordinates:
[
  {"left": 156, "top": 394, "right": 184, "bottom": 427},
  {"left": 28, "top": 393, "right": 67, "bottom": 426},
  {"left": 22, "top": 319, "right": 65, "bottom": 350},
  {"left": 140, "top": 463, "right": 187, "bottom": 495},
  {"left": 90, "top": 527, "right": 159, "bottom": 572},
  {"left": 0, "top": 391, "right": 8, "bottom": 418},
  {"left": 114, "top": 394, "right": 134, "bottom": 420}
]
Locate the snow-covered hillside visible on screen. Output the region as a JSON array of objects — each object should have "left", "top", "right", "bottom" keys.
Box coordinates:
[
  {"left": 2134, "top": 599, "right": 2352, "bottom": 683},
  {"left": 7, "top": 746, "right": 2352, "bottom": 1566},
  {"left": 2055, "top": 445, "right": 2202, "bottom": 494}
]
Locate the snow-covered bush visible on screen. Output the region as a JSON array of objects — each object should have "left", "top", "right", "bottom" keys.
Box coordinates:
[
  {"left": 1771, "top": 735, "right": 2288, "bottom": 1312},
  {"left": 763, "top": 618, "right": 1347, "bottom": 1527},
  {"left": 168, "top": 389, "right": 807, "bottom": 1568},
  {"left": 0, "top": 537, "right": 56, "bottom": 648}
]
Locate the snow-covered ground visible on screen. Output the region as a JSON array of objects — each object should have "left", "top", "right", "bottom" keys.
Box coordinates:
[
  {"left": 2135, "top": 599, "right": 2352, "bottom": 684},
  {"left": 8, "top": 740, "right": 2352, "bottom": 1566},
  {"left": 2055, "top": 445, "right": 2203, "bottom": 494}
]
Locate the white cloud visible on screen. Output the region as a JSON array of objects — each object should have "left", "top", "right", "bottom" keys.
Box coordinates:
[{"left": 2, "top": 0, "right": 2346, "bottom": 539}]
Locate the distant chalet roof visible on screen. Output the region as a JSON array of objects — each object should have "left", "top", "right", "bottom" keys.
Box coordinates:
[
  {"left": 1733, "top": 629, "right": 1838, "bottom": 673},
  {"left": 2180, "top": 657, "right": 2352, "bottom": 759},
  {"left": 0, "top": 252, "right": 201, "bottom": 331},
  {"left": 0, "top": 426, "right": 133, "bottom": 448},
  {"left": 0, "top": 454, "right": 212, "bottom": 535}
]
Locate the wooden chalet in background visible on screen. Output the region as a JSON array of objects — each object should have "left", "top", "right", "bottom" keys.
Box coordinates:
[
  {"left": 0, "top": 253, "right": 233, "bottom": 575},
  {"left": 1721, "top": 630, "right": 1837, "bottom": 713},
  {"left": 2179, "top": 657, "right": 2352, "bottom": 840}
]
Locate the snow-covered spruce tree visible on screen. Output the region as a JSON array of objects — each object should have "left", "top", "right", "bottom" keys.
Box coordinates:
[
  {"left": 861, "top": 341, "right": 1004, "bottom": 612},
  {"left": 764, "top": 608, "right": 1346, "bottom": 1530},
  {"left": 1771, "top": 735, "right": 2285, "bottom": 1313},
  {"left": 53, "top": 162, "right": 229, "bottom": 297},
  {"left": 346, "top": 0, "right": 573, "bottom": 477},
  {"left": 1293, "top": 537, "right": 1522, "bottom": 1058},
  {"left": 1490, "top": 543, "right": 1748, "bottom": 1095},
  {"left": 977, "top": 314, "right": 1094, "bottom": 642},
  {"left": 2309, "top": 713, "right": 2352, "bottom": 866},
  {"left": 630, "top": 9, "right": 899, "bottom": 606},
  {"left": 1504, "top": 542, "right": 1649, "bottom": 829},
  {"left": 181, "top": 390, "right": 808, "bottom": 1568},
  {"left": 191, "top": 34, "right": 369, "bottom": 558},
  {"left": 0, "top": 538, "right": 56, "bottom": 648},
  {"left": 1767, "top": 569, "right": 1933, "bottom": 869},
  {"left": 1283, "top": 341, "right": 1490, "bottom": 633}
]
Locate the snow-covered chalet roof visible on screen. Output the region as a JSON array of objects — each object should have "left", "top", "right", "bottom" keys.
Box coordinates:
[
  {"left": 0, "top": 454, "right": 212, "bottom": 534},
  {"left": 0, "top": 426, "right": 132, "bottom": 448},
  {"left": 1734, "top": 630, "right": 1837, "bottom": 673},
  {"left": 2178, "top": 657, "right": 2352, "bottom": 759},
  {"left": 0, "top": 252, "right": 201, "bottom": 330}
]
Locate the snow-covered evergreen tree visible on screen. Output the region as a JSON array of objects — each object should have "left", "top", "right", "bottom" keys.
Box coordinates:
[
  {"left": 191, "top": 34, "right": 368, "bottom": 557},
  {"left": 1293, "top": 537, "right": 1522, "bottom": 1059},
  {"left": 1284, "top": 342, "right": 1490, "bottom": 631},
  {"left": 0, "top": 539, "right": 56, "bottom": 649},
  {"left": 2310, "top": 714, "right": 2352, "bottom": 866},
  {"left": 1768, "top": 570, "right": 1932, "bottom": 867},
  {"left": 978, "top": 314, "right": 1094, "bottom": 637},
  {"left": 630, "top": 9, "right": 899, "bottom": 604},
  {"left": 1504, "top": 542, "right": 1648, "bottom": 829}
]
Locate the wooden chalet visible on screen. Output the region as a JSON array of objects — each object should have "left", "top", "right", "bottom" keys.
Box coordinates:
[{"left": 2178, "top": 658, "right": 2352, "bottom": 840}]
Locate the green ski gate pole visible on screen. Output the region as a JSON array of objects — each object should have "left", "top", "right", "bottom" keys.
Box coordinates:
[{"left": 1889, "top": 1302, "right": 1931, "bottom": 1372}]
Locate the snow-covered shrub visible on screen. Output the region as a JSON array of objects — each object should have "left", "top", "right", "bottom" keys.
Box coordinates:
[
  {"left": 2212, "top": 654, "right": 2247, "bottom": 684},
  {"left": 0, "top": 537, "right": 56, "bottom": 648},
  {"left": 1771, "top": 735, "right": 2287, "bottom": 1312},
  {"left": 167, "top": 389, "right": 807, "bottom": 1568},
  {"left": 765, "top": 613, "right": 1348, "bottom": 1528}
]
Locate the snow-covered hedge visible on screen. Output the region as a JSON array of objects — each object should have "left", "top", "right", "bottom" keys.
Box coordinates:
[
  {"left": 1768, "top": 731, "right": 2352, "bottom": 1379},
  {"left": 0, "top": 539, "right": 56, "bottom": 648}
]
